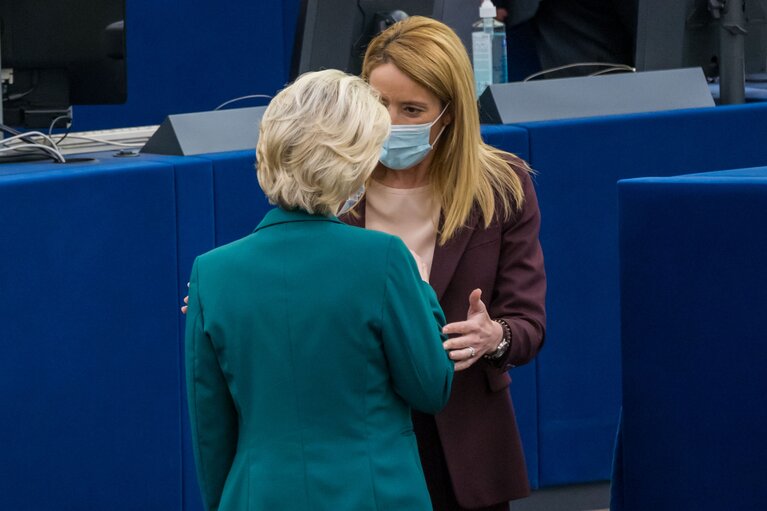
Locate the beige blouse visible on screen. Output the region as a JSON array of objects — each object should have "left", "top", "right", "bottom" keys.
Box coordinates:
[{"left": 365, "top": 179, "right": 441, "bottom": 279}]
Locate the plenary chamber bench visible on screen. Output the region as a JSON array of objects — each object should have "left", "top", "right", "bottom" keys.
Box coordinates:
[
  {"left": 0, "top": 153, "right": 195, "bottom": 511},
  {"left": 617, "top": 167, "right": 767, "bottom": 511},
  {"left": 514, "top": 102, "right": 767, "bottom": 486}
]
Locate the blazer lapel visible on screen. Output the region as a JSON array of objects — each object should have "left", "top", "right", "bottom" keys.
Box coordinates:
[{"left": 430, "top": 210, "right": 479, "bottom": 300}]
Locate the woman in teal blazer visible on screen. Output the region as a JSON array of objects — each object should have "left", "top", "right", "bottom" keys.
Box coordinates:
[{"left": 185, "top": 70, "right": 454, "bottom": 511}]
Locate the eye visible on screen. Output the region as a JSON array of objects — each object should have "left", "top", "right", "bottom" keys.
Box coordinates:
[{"left": 403, "top": 105, "right": 424, "bottom": 116}]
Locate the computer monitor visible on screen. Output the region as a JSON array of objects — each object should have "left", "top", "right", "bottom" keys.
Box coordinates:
[
  {"left": 635, "top": 0, "right": 767, "bottom": 103},
  {"left": 0, "top": 1, "right": 126, "bottom": 128},
  {"left": 291, "top": 0, "right": 445, "bottom": 79}
]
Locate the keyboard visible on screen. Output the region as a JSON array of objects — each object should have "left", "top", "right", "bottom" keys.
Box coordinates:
[{"left": 56, "top": 125, "right": 159, "bottom": 155}]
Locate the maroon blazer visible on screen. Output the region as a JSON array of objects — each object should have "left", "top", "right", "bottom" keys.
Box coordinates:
[{"left": 340, "top": 161, "right": 546, "bottom": 508}]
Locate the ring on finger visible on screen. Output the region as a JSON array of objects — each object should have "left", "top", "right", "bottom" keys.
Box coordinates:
[{"left": 468, "top": 346, "right": 476, "bottom": 358}]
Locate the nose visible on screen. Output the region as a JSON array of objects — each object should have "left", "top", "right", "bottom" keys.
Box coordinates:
[{"left": 386, "top": 105, "right": 399, "bottom": 122}]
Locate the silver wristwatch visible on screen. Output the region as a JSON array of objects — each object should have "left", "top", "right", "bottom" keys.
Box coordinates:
[{"left": 485, "top": 319, "right": 511, "bottom": 360}]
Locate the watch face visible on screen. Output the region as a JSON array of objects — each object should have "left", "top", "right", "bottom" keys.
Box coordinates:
[
  {"left": 488, "top": 319, "right": 511, "bottom": 359},
  {"left": 485, "top": 339, "right": 508, "bottom": 360}
]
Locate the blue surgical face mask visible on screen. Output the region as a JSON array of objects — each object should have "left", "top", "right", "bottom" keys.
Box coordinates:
[{"left": 379, "top": 104, "right": 449, "bottom": 171}]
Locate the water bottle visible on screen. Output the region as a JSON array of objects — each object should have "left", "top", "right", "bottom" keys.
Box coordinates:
[{"left": 472, "top": 0, "right": 508, "bottom": 97}]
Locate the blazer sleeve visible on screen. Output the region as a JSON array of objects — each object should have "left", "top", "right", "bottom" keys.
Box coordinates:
[
  {"left": 380, "top": 237, "right": 454, "bottom": 413},
  {"left": 491, "top": 168, "right": 547, "bottom": 369},
  {"left": 185, "top": 259, "right": 239, "bottom": 511}
]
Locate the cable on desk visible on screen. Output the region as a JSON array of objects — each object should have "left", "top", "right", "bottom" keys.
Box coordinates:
[
  {"left": 524, "top": 63, "right": 636, "bottom": 82},
  {"left": 214, "top": 94, "right": 272, "bottom": 111},
  {"left": 1, "top": 131, "right": 66, "bottom": 163},
  {"left": 0, "top": 143, "right": 65, "bottom": 163},
  {"left": 59, "top": 134, "right": 145, "bottom": 148},
  {"left": 48, "top": 115, "right": 73, "bottom": 145},
  {"left": 589, "top": 67, "right": 637, "bottom": 77}
]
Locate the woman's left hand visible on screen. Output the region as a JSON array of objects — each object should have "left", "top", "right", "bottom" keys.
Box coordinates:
[{"left": 442, "top": 289, "right": 503, "bottom": 371}]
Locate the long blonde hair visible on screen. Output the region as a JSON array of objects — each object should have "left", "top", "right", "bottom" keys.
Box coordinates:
[{"left": 362, "top": 16, "right": 530, "bottom": 244}]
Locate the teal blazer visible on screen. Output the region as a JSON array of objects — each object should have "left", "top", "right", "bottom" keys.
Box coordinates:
[{"left": 185, "top": 207, "right": 454, "bottom": 511}]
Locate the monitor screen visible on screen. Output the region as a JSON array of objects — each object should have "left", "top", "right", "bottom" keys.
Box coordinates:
[
  {"left": 291, "top": 0, "right": 445, "bottom": 79},
  {"left": 0, "top": 1, "right": 126, "bottom": 128},
  {"left": 636, "top": 0, "right": 767, "bottom": 78}
]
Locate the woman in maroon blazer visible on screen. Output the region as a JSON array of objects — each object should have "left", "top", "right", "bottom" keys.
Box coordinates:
[{"left": 340, "top": 17, "right": 546, "bottom": 511}]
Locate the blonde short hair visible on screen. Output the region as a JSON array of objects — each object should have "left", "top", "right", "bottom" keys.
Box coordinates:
[{"left": 256, "top": 69, "right": 390, "bottom": 216}]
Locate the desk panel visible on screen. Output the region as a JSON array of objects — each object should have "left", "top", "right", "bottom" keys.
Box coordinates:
[
  {"left": 618, "top": 169, "right": 767, "bottom": 511},
  {"left": 521, "top": 103, "right": 767, "bottom": 485},
  {"left": 481, "top": 124, "right": 530, "bottom": 162},
  {"left": 0, "top": 156, "right": 182, "bottom": 510},
  {"left": 138, "top": 152, "right": 216, "bottom": 511}
]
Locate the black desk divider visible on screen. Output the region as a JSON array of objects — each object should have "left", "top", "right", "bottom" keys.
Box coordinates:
[
  {"left": 141, "top": 106, "right": 267, "bottom": 156},
  {"left": 479, "top": 68, "right": 715, "bottom": 124}
]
